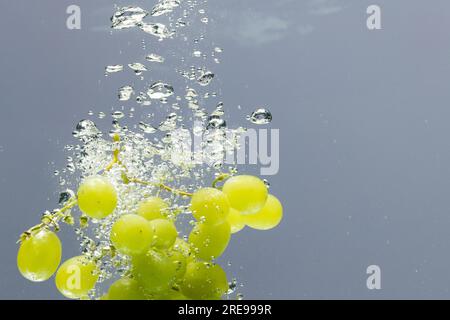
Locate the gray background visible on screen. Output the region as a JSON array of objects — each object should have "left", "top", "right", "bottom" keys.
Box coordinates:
[{"left": 1, "top": 0, "right": 450, "bottom": 299}]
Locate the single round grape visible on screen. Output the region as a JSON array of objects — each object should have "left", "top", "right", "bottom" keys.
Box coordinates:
[
  {"left": 107, "top": 277, "right": 146, "bottom": 300},
  {"left": 149, "top": 219, "right": 177, "bottom": 250},
  {"left": 17, "top": 229, "right": 62, "bottom": 282},
  {"left": 172, "top": 238, "right": 194, "bottom": 261},
  {"left": 55, "top": 256, "right": 98, "bottom": 299},
  {"left": 132, "top": 249, "right": 177, "bottom": 294},
  {"left": 245, "top": 194, "right": 283, "bottom": 230},
  {"left": 180, "top": 261, "right": 228, "bottom": 300},
  {"left": 188, "top": 221, "right": 231, "bottom": 261},
  {"left": 110, "top": 214, "right": 153, "bottom": 256},
  {"left": 222, "top": 175, "right": 268, "bottom": 215},
  {"left": 137, "top": 197, "right": 169, "bottom": 221},
  {"left": 77, "top": 176, "right": 117, "bottom": 219},
  {"left": 167, "top": 249, "right": 187, "bottom": 280},
  {"left": 190, "top": 188, "right": 230, "bottom": 225},
  {"left": 227, "top": 208, "right": 246, "bottom": 234}
]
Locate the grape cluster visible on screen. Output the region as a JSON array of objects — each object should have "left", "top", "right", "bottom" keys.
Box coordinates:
[
  {"left": 17, "top": 178, "right": 282, "bottom": 299},
  {"left": 16, "top": 0, "right": 284, "bottom": 300},
  {"left": 17, "top": 134, "right": 283, "bottom": 300}
]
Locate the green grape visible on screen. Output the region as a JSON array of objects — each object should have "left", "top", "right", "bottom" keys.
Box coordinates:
[
  {"left": 190, "top": 188, "right": 230, "bottom": 225},
  {"left": 188, "top": 221, "right": 231, "bottom": 261},
  {"left": 110, "top": 214, "right": 153, "bottom": 256},
  {"left": 222, "top": 175, "right": 268, "bottom": 215},
  {"left": 132, "top": 249, "right": 177, "bottom": 294},
  {"left": 227, "top": 209, "right": 246, "bottom": 234},
  {"left": 137, "top": 197, "right": 169, "bottom": 221},
  {"left": 245, "top": 194, "right": 283, "bottom": 230},
  {"left": 77, "top": 175, "right": 117, "bottom": 219},
  {"left": 107, "top": 277, "right": 146, "bottom": 300},
  {"left": 55, "top": 256, "right": 98, "bottom": 299},
  {"left": 180, "top": 261, "right": 228, "bottom": 300},
  {"left": 17, "top": 229, "right": 62, "bottom": 282},
  {"left": 158, "top": 289, "right": 190, "bottom": 300},
  {"left": 167, "top": 249, "right": 187, "bottom": 280},
  {"left": 172, "top": 238, "right": 194, "bottom": 261},
  {"left": 149, "top": 219, "right": 177, "bottom": 249}
]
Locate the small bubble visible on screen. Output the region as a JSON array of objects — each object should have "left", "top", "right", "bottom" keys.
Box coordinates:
[
  {"left": 111, "top": 111, "right": 125, "bottom": 119},
  {"left": 147, "top": 81, "right": 174, "bottom": 100},
  {"left": 118, "top": 86, "right": 134, "bottom": 101},
  {"left": 105, "top": 65, "right": 124, "bottom": 74},
  {"left": 197, "top": 71, "right": 214, "bottom": 86},
  {"left": 249, "top": 108, "right": 272, "bottom": 125}
]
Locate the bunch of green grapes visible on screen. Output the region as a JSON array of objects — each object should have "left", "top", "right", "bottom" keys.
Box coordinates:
[{"left": 17, "top": 136, "right": 283, "bottom": 300}]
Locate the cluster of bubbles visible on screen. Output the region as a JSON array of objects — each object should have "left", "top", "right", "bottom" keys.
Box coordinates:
[{"left": 16, "top": 0, "right": 279, "bottom": 300}]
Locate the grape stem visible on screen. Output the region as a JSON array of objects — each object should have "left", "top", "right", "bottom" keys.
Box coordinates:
[
  {"left": 104, "top": 135, "right": 193, "bottom": 197},
  {"left": 18, "top": 198, "right": 78, "bottom": 243},
  {"left": 212, "top": 174, "right": 230, "bottom": 189},
  {"left": 104, "top": 134, "right": 122, "bottom": 172},
  {"left": 130, "top": 178, "right": 193, "bottom": 197}
]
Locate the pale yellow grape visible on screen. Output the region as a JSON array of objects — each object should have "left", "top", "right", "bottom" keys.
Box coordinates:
[
  {"left": 190, "top": 188, "right": 230, "bottom": 225},
  {"left": 55, "top": 256, "right": 98, "bottom": 299},
  {"left": 107, "top": 277, "right": 145, "bottom": 300},
  {"left": 245, "top": 194, "right": 283, "bottom": 230},
  {"left": 180, "top": 262, "right": 228, "bottom": 300},
  {"left": 172, "top": 238, "right": 194, "bottom": 261},
  {"left": 167, "top": 250, "right": 187, "bottom": 280},
  {"left": 149, "top": 219, "right": 177, "bottom": 249},
  {"left": 17, "top": 229, "right": 62, "bottom": 282},
  {"left": 188, "top": 221, "right": 231, "bottom": 261},
  {"left": 222, "top": 175, "right": 268, "bottom": 215},
  {"left": 158, "top": 289, "right": 189, "bottom": 300},
  {"left": 137, "top": 197, "right": 169, "bottom": 221},
  {"left": 227, "top": 209, "right": 246, "bottom": 234},
  {"left": 110, "top": 214, "right": 153, "bottom": 256},
  {"left": 132, "top": 249, "right": 177, "bottom": 294},
  {"left": 77, "top": 176, "right": 117, "bottom": 219}
]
